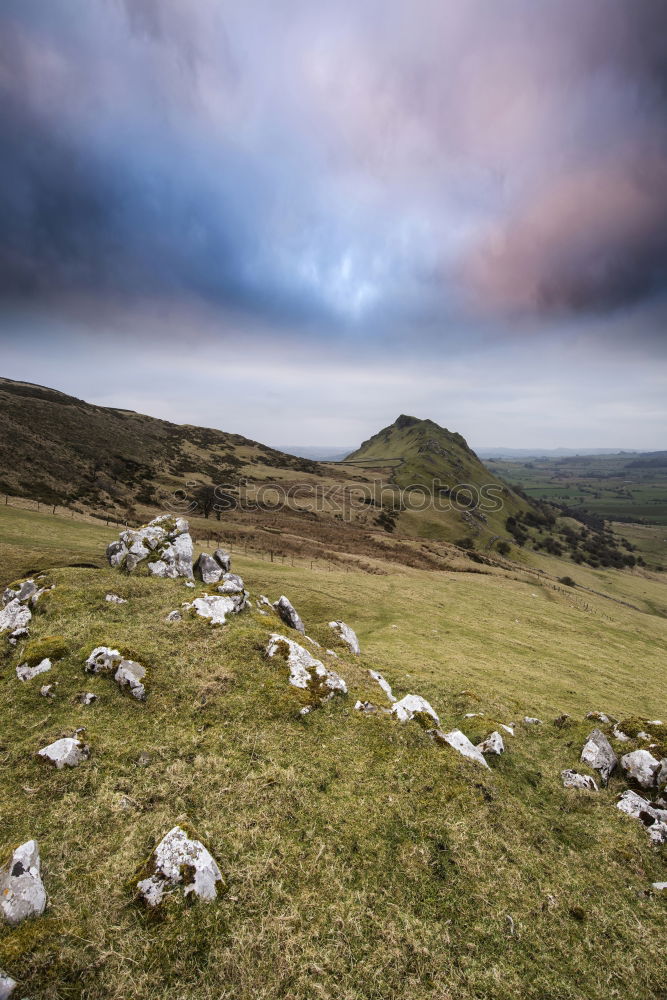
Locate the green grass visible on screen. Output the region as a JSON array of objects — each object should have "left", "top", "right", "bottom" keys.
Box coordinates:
[{"left": 1, "top": 512, "right": 667, "bottom": 999}]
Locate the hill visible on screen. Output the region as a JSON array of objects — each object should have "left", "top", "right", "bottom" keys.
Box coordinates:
[
  {"left": 1, "top": 506, "right": 666, "bottom": 999},
  {"left": 0, "top": 377, "right": 322, "bottom": 516}
]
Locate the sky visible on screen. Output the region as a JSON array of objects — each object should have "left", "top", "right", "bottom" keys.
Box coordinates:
[{"left": 0, "top": 0, "right": 666, "bottom": 450}]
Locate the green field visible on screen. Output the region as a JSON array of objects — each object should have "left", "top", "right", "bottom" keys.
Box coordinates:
[{"left": 1, "top": 505, "right": 667, "bottom": 999}]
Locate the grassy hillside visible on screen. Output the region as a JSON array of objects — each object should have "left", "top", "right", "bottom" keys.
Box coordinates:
[
  {"left": 1, "top": 508, "right": 666, "bottom": 999},
  {"left": 0, "top": 376, "right": 322, "bottom": 516}
]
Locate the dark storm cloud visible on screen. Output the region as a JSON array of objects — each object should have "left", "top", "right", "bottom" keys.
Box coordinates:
[{"left": 0, "top": 0, "right": 665, "bottom": 335}]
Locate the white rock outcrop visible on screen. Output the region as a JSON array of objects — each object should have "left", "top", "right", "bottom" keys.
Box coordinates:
[
  {"left": 431, "top": 729, "right": 490, "bottom": 768},
  {"left": 616, "top": 789, "right": 660, "bottom": 822},
  {"left": 2, "top": 579, "right": 37, "bottom": 607},
  {"left": 561, "top": 769, "right": 598, "bottom": 791},
  {"left": 85, "top": 646, "right": 147, "bottom": 700},
  {"left": 38, "top": 737, "right": 90, "bottom": 769},
  {"left": 0, "top": 973, "right": 16, "bottom": 998},
  {"left": 16, "top": 658, "right": 51, "bottom": 682},
  {"left": 368, "top": 669, "right": 395, "bottom": 703},
  {"left": 266, "top": 634, "right": 347, "bottom": 706},
  {"left": 213, "top": 548, "right": 231, "bottom": 572},
  {"left": 391, "top": 695, "right": 439, "bottom": 726},
  {"left": 477, "top": 731, "right": 505, "bottom": 756},
  {"left": 580, "top": 728, "right": 617, "bottom": 785},
  {"left": 523, "top": 717, "right": 542, "bottom": 725},
  {"left": 165, "top": 610, "right": 182, "bottom": 622},
  {"left": 328, "top": 621, "right": 360, "bottom": 655},
  {"left": 137, "top": 826, "right": 223, "bottom": 907},
  {"left": 217, "top": 573, "right": 245, "bottom": 595},
  {"left": 0, "top": 840, "right": 46, "bottom": 927},
  {"left": 500, "top": 723, "right": 515, "bottom": 736},
  {"left": 0, "top": 598, "right": 32, "bottom": 635},
  {"left": 192, "top": 590, "right": 248, "bottom": 626},
  {"left": 620, "top": 749, "right": 660, "bottom": 789},
  {"left": 273, "top": 596, "right": 305, "bottom": 633},
  {"left": 106, "top": 515, "right": 194, "bottom": 578},
  {"left": 105, "top": 593, "right": 127, "bottom": 604},
  {"left": 194, "top": 552, "right": 224, "bottom": 584}
]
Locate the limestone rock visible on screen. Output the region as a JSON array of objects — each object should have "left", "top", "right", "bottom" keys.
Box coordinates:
[
  {"left": 648, "top": 822, "right": 667, "bottom": 845},
  {"left": 328, "top": 621, "right": 360, "bottom": 655},
  {"left": 193, "top": 591, "right": 247, "bottom": 625},
  {"left": 137, "top": 826, "right": 222, "bottom": 907},
  {"left": 85, "top": 646, "right": 147, "bottom": 700},
  {"left": 273, "top": 596, "right": 305, "bottom": 633},
  {"left": 106, "top": 515, "right": 193, "bottom": 578},
  {"left": 165, "top": 610, "right": 182, "bottom": 622},
  {"left": 616, "top": 789, "right": 660, "bottom": 824},
  {"left": 523, "top": 716, "right": 542, "bottom": 725},
  {"left": 612, "top": 724, "right": 630, "bottom": 742},
  {"left": 655, "top": 758, "right": 667, "bottom": 790},
  {"left": 0, "top": 599, "right": 31, "bottom": 635},
  {"left": 561, "top": 770, "right": 598, "bottom": 791},
  {"left": 0, "top": 840, "right": 46, "bottom": 927},
  {"left": 40, "top": 684, "right": 56, "bottom": 698},
  {"left": 586, "top": 711, "right": 610, "bottom": 723},
  {"left": 16, "top": 658, "right": 51, "bottom": 682},
  {"left": 194, "top": 553, "right": 224, "bottom": 584},
  {"left": 581, "top": 728, "right": 617, "bottom": 785},
  {"left": 38, "top": 737, "right": 90, "bottom": 769},
  {"left": 0, "top": 973, "right": 16, "bottom": 998},
  {"left": 653, "top": 882, "right": 667, "bottom": 891},
  {"left": 213, "top": 549, "right": 231, "bottom": 572},
  {"left": 477, "top": 731, "right": 505, "bottom": 755},
  {"left": 105, "top": 593, "right": 127, "bottom": 604},
  {"left": 217, "top": 573, "right": 245, "bottom": 595},
  {"left": 368, "top": 669, "right": 395, "bottom": 703},
  {"left": 430, "top": 728, "right": 490, "bottom": 769},
  {"left": 266, "top": 634, "right": 347, "bottom": 705},
  {"left": 500, "top": 723, "right": 515, "bottom": 736},
  {"left": 620, "top": 749, "right": 660, "bottom": 789},
  {"left": 2, "top": 579, "right": 37, "bottom": 606},
  {"left": 8, "top": 626, "right": 29, "bottom": 646},
  {"left": 391, "top": 695, "right": 439, "bottom": 726},
  {"left": 76, "top": 692, "right": 98, "bottom": 705}
]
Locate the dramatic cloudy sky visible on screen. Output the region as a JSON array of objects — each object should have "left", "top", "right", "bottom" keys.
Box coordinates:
[{"left": 1, "top": 0, "right": 665, "bottom": 449}]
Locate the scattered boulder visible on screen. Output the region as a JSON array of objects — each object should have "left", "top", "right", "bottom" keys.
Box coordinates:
[
  {"left": 586, "top": 711, "right": 610, "bottom": 723},
  {"left": 612, "top": 724, "right": 630, "bottom": 742},
  {"left": 561, "top": 770, "right": 598, "bottom": 791},
  {"left": 0, "top": 973, "right": 16, "bottom": 999},
  {"left": 273, "top": 596, "right": 305, "bottom": 633},
  {"left": 500, "top": 723, "right": 515, "bottom": 736},
  {"left": 192, "top": 591, "right": 248, "bottom": 625},
  {"left": 105, "top": 593, "right": 127, "bottom": 604},
  {"left": 616, "top": 789, "right": 660, "bottom": 824},
  {"left": 0, "top": 840, "right": 46, "bottom": 927},
  {"left": 368, "top": 669, "right": 395, "bottom": 703},
  {"left": 76, "top": 692, "right": 98, "bottom": 705},
  {"left": 106, "top": 515, "right": 194, "bottom": 579},
  {"left": 477, "top": 731, "right": 505, "bottom": 755},
  {"left": 16, "top": 658, "right": 51, "bottom": 682},
  {"left": 85, "top": 646, "right": 147, "bottom": 701},
  {"left": 184, "top": 580, "right": 195, "bottom": 589},
  {"left": 0, "top": 599, "right": 31, "bottom": 636},
  {"left": 217, "top": 573, "right": 245, "bottom": 595},
  {"left": 137, "top": 826, "right": 223, "bottom": 907},
  {"left": 430, "top": 729, "right": 490, "bottom": 769},
  {"left": 266, "top": 633, "right": 347, "bottom": 709},
  {"left": 165, "top": 610, "right": 182, "bottom": 622},
  {"left": 38, "top": 737, "right": 90, "bottom": 769},
  {"left": 2, "top": 579, "right": 37, "bottom": 606},
  {"left": 355, "top": 700, "right": 383, "bottom": 714},
  {"left": 328, "top": 621, "right": 360, "bottom": 655},
  {"left": 620, "top": 749, "right": 661, "bottom": 789},
  {"left": 213, "top": 549, "right": 231, "bottom": 573},
  {"left": 194, "top": 552, "right": 224, "bottom": 584},
  {"left": 653, "top": 882, "right": 667, "bottom": 891},
  {"left": 40, "top": 684, "right": 56, "bottom": 699},
  {"left": 523, "top": 717, "right": 542, "bottom": 725},
  {"left": 392, "top": 695, "right": 439, "bottom": 726},
  {"left": 648, "top": 822, "right": 667, "bottom": 845},
  {"left": 8, "top": 626, "right": 29, "bottom": 647},
  {"left": 580, "top": 729, "right": 617, "bottom": 785}
]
